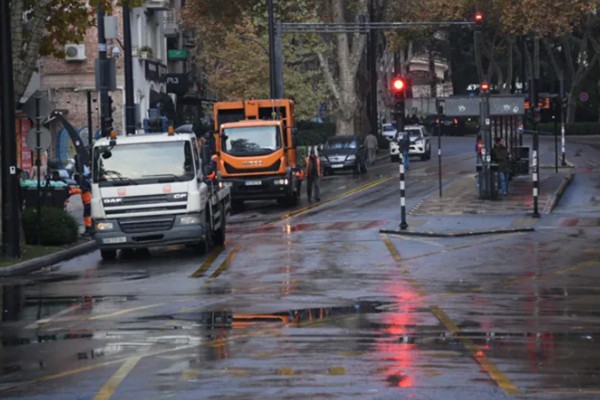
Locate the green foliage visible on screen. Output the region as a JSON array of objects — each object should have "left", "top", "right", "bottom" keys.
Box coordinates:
[
  {"left": 184, "top": 0, "right": 329, "bottom": 120},
  {"left": 22, "top": 207, "right": 79, "bottom": 246},
  {"left": 296, "top": 121, "right": 336, "bottom": 146}
]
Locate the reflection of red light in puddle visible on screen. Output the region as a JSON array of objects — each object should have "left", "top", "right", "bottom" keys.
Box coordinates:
[{"left": 375, "top": 281, "right": 419, "bottom": 388}]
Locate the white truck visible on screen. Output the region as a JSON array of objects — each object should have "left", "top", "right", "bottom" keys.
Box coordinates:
[{"left": 91, "top": 130, "right": 230, "bottom": 260}]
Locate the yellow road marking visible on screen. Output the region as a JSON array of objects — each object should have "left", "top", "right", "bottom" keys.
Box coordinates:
[
  {"left": 87, "top": 304, "right": 165, "bottom": 320},
  {"left": 382, "top": 234, "right": 521, "bottom": 396},
  {"left": 430, "top": 306, "right": 521, "bottom": 395},
  {"left": 93, "top": 350, "right": 147, "bottom": 400},
  {"left": 209, "top": 246, "right": 240, "bottom": 278},
  {"left": 0, "top": 344, "right": 196, "bottom": 394},
  {"left": 328, "top": 366, "right": 346, "bottom": 375},
  {"left": 282, "top": 176, "right": 393, "bottom": 219},
  {"left": 190, "top": 246, "right": 224, "bottom": 278}
]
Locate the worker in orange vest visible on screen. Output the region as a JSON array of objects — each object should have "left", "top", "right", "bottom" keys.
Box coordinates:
[{"left": 71, "top": 173, "right": 93, "bottom": 235}]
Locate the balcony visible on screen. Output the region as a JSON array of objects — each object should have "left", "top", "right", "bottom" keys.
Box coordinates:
[
  {"left": 163, "top": 9, "right": 180, "bottom": 37},
  {"left": 145, "top": 0, "right": 169, "bottom": 11}
]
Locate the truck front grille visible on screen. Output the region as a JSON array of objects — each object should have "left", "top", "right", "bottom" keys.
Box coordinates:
[
  {"left": 119, "top": 216, "right": 175, "bottom": 234},
  {"left": 224, "top": 160, "right": 281, "bottom": 174}
]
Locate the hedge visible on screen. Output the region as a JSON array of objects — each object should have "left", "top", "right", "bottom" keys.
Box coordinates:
[{"left": 22, "top": 207, "right": 79, "bottom": 246}]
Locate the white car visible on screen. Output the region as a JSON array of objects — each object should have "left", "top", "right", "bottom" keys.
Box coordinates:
[
  {"left": 381, "top": 123, "right": 397, "bottom": 141},
  {"left": 390, "top": 125, "right": 432, "bottom": 162}
]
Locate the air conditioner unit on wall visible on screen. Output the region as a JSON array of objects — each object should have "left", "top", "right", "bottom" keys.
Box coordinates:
[{"left": 65, "top": 44, "right": 86, "bottom": 61}]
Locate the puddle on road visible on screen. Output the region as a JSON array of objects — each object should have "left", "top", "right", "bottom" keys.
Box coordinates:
[
  {"left": 165, "top": 301, "right": 393, "bottom": 329},
  {"left": 0, "top": 282, "right": 137, "bottom": 324}
]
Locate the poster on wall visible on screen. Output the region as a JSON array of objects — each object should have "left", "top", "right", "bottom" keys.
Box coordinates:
[{"left": 19, "top": 118, "right": 33, "bottom": 174}]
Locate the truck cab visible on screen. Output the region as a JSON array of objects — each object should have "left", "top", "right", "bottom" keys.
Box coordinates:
[
  {"left": 213, "top": 99, "right": 301, "bottom": 210},
  {"left": 91, "top": 130, "right": 230, "bottom": 260}
]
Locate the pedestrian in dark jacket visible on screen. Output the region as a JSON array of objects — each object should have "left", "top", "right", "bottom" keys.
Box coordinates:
[
  {"left": 492, "top": 137, "right": 511, "bottom": 196},
  {"left": 398, "top": 132, "right": 411, "bottom": 170},
  {"left": 305, "top": 147, "right": 321, "bottom": 202}
]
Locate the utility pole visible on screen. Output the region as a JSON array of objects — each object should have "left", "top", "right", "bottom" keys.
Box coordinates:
[
  {"left": 0, "top": 0, "right": 21, "bottom": 257},
  {"left": 267, "top": 0, "right": 276, "bottom": 98},
  {"left": 123, "top": 3, "right": 136, "bottom": 135},
  {"left": 97, "top": 5, "right": 112, "bottom": 137}
]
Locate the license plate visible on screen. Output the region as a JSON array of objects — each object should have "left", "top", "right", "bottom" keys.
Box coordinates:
[
  {"left": 245, "top": 180, "right": 262, "bottom": 186},
  {"left": 103, "top": 237, "right": 126, "bottom": 244},
  {"left": 332, "top": 164, "right": 344, "bottom": 168}
]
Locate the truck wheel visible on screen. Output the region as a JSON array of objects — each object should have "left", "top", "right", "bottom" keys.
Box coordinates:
[
  {"left": 100, "top": 249, "right": 117, "bottom": 260},
  {"left": 213, "top": 203, "right": 226, "bottom": 246}
]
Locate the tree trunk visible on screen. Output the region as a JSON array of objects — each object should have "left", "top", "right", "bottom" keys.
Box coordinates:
[{"left": 318, "top": 0, "right": 367, "bottom": 136}]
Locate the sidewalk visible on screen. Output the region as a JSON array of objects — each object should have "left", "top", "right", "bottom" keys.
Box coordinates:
[{"left": 380, "top": 165, "right": 575, "bottom": 237}]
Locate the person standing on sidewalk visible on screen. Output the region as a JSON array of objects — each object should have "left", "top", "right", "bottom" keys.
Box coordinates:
[
  {"left": 364, "top": 132, "right": 378, "bottom": 165},
  {"left": 398, "top": 131, "right": 411, "bottom": 170},
  {"left": 305, "top": 147, "right": 321, "bottom": 202},
  {"left": 492, "top": 137, "right": 511, "bottom": 196}
]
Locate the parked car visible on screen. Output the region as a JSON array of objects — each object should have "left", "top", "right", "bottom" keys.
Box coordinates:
[
  {"left": 389, "top": 125, "right": 431, "bottom": 162},
  {"left": 381, "top": 123, "right": 397, "bottom": 141},
  {"left": 320, "top": 135, "right": 367, "bottom": 175}
]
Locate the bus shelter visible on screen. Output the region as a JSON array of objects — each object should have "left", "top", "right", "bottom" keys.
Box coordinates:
[{"left": 443, "top": 95, "right": 527, "bottom": 199}]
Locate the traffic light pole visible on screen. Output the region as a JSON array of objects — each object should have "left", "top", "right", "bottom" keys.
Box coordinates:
[{"left": 0, "top": 0, "right": 20, "bottom": 257}]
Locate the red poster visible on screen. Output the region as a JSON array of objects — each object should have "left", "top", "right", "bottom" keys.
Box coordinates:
[{"left": 20, "top": 118, "right": 32, "bottom": 173}]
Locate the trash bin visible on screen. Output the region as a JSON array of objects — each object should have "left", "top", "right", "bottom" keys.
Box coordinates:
[
  {"left": 513, "top": 146, "right": 530, "bottom": 175},
  {"left": 21, "top": 180, "right": 70, "bottom": 209}
]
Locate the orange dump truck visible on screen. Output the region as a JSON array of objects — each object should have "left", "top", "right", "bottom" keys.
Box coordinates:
[{"left": 213, "top": 99, "right": 302, "bottom": 210}]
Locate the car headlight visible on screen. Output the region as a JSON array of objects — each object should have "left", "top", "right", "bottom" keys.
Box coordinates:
[
  {"left": 274, "top": 178, "right": 289, "bottom": 185},
  {"left": 347, "top": 155, "right": 356, "bottom": 161},
  {"left": 219, "top": 181, "right": 232, "bottom": 189},
  {"left": 180, "top": 215, "right": 202, "bottom": 225},
  {"left": 320, "top": 156, "right": 327, "bottom": 162},
  {"left": 96, "top": 221, "right": 114, "bottom": 231}
]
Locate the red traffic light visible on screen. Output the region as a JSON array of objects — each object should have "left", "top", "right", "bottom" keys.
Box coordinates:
[
  {"left": 480, "top": 81, "right": 490, "bottom": 93},
  {"left": 474, "top": 11, "right": 484, "bottom": 25},
  {"left": 392, "top": 77, "right": 405, "bottom": 92}
]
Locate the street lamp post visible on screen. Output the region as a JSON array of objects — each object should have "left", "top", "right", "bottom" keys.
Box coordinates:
[{"left": 0, "top": 0, "right": 21, "bottom": 257}]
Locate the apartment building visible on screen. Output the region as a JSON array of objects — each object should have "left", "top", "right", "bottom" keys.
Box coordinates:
[{"left": 27, "top": 0, "right": 199, "bottom": 169}]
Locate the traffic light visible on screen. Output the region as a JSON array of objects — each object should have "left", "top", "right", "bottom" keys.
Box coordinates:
[
  {"left": 543, "top": 97, "right": 551, "bottom": 109},
  {"left": 474, "top": 11, "right": 484, "bottom": 27},
  {"left": 391, "top": 76, "right": 406, "bottom": 132},
  {"left": 392, "top": 77, "right": 406, "bottom": 96},
  {"left": 480, "top": 81, "right": 490, "bottom": 93}
]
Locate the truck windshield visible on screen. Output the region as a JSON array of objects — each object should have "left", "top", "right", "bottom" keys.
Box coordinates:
[
  {"left": 93, "top": 141, "right": 195, "bottom": 186},
  {"left": 222, "top": 126, "right": 281, "bottom": 156}
]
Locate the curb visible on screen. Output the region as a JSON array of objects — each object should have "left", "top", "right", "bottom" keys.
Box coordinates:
[
  {"left": 0, "top": 240, "right": 98, "bottom": 277},
  {"left": 545, "top": 172, "right": 575, "bottom": 214},
  {"left": 380, "top": 227, "right": 535, "bottom": 238}
]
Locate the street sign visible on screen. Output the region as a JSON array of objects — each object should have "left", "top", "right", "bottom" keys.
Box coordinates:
[
  {"left": 489, "top": 96, "right": 526, "bottom": 116},
  {"left": 444, "top": 97, "right": 480, "bottom": 116},
  {"left": 26, "top": 127, "right": 51, "bottom": 150}
]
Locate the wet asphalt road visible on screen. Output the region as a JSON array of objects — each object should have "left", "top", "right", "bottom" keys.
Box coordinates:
[{"left": 1, "top": 136, "right": 600, "bottom": 399}]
